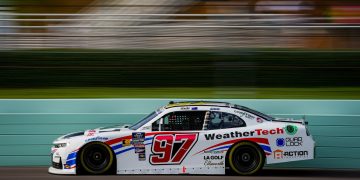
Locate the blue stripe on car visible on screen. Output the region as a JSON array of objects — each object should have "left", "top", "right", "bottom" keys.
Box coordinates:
[
  {"left": 209, "top": 145, "right": 231, "bottom": 152},
  {"left": 67, "top": 152, "right": 77, "bottom": 160},
  {"left": 260, "top": 145, "right": 272, "bottom": 153}
]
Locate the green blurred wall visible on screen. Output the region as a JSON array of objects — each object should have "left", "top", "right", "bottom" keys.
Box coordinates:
[
  {"left": 0, "top": 99, "right": 359, "bottom": 169},
  {"left": 1, "top": 50, "right": 360, "bottom": 88}
]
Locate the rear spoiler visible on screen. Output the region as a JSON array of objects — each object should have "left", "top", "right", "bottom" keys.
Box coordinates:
[
  {"left": 272, "top": 116, "right": 311, "bottom": 136},
  {"left": 272, "top": 116, "right": 308, "bottom": 125}
]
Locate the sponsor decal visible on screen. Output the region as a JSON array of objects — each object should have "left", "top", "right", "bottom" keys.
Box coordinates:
[
  {"left": 285, "top": 137, "right": 302, "bottom": 146},
  {"left": 191, "top": 107, "right": 198, "bottom": 110},
  {"left": 210, "top": 107, "right": 220, "bottom": 111},
  {"left": 134, "top": 143, "right": 145, "bottom": 148},
  {"left": 276, "top": 138, "right": 285, "bottom": 147},
  {"left": 181, "top": 107, "right": 190, "bottom": 110},
  {"left": 182, "top": 166, "right": 187, "bottom": 173},
  {"left": 64, "top": 164, "right": 71, "bottom": 169},
  {"left": 150, "top": 133, "right": 198, "bottom": 165},
  {"left": 203, "top": 155, "right": 224, "bottom": 166},
  {"left": 204, "top": 155, "right": 223, "bottom": 160},
  {"left": 132, "top": 132, "right": 145, "bottom": 156},
  {"left": 283, "top": 151, "right": 308, "bottom": 157},
  {"left": 135, "top": 147, "right": 145, "bottom": 153},
  {"left": 285, "top": 125, "right": 298, "bottom": 135},
  {"left": 234, "top": 110, "right": 242, "bottom": 114},
  {"left": 256, "top": 117, "right": 264, "bottom": 123},
  {"left": 122, "top": 139, "right": 131, "bottom": 146},
  {"left": 134, "top": 143, "right": 146, "bottom": 153},
  {"left": 273, "top": 149, "right": 308, "bottom": 159},
  {"left": 87, "top": 129, "right": 96, "bottom": 136},
  {"left": 85, "top": 136, "right": 109, "bottom": 142},
  {"left": 276, "top": 137, "right": 302, "bottom": 147},
  {"left": 138, "top": 153, "right": 146, "bottom": 161},
  {"left": 204, "top": 128, "right": 284, "bottom": 140},
  {"left": 273, "top": 149, "right": 284, "bottom": 159},
  {"left": 204, "top": 160, "right": 224, "bottom": 166},
  {"left": 132, "top": 132, "right": 145, "bottom": 143},
  {"left": 234, "top": 110, "right": 255, "bottom": 119}
]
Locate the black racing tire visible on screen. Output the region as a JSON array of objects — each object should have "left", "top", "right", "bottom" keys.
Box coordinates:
[
  {"left": 78, "top": 142, "right": 115, "bottom": 175},
  {"left": 228, "top": 141, "right": 265, "bottom": 175}
]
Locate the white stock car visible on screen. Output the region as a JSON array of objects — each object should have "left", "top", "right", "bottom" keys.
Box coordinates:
[{"left": 49, "top": 101, "right": 315, "bottom": 176}]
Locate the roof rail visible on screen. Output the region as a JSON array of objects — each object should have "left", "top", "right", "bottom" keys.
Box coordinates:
[{"left": 165, "top": 101, "right": 231, "bottom": 108}]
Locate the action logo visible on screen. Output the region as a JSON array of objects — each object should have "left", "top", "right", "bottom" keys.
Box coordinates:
[{"left": 273, "top": 149, "right": 308, "bottom": 159}]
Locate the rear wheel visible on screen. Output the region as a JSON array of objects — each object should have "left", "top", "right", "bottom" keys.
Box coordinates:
[
  {"left": 78, "top": 142, "right": 114, "bottom": 175},
  {"left": 228, "top": 141, "right": 265, "bottom": 175}
]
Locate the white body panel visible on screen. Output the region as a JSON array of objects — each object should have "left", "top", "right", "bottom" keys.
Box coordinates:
[{"left": 49, "top": 104, "right": 315, "bottom": 175}]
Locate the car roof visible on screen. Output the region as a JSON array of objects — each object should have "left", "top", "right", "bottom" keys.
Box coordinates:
[
  {"left": 164, "top": 101, "right": 232, "bottom": 109},
  {"left": 164, "top": 101, "right": 274, "bottom": 120}
]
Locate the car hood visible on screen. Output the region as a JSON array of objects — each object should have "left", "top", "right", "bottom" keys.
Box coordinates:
[{"left": 56, "top": 126, "right": 131, "bottom": 141}]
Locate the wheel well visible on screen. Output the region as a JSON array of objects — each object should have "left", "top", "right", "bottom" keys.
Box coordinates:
[
  {"left": 225, "top": 140, "right": 266, "bottom": 167},
  {"left": 76, "top": 141, "right": 117, "bottom": 175}
]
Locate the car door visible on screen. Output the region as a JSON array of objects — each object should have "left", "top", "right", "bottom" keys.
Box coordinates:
[
  {"left": 148, "top": 110, "right": 207, "bottom": 173},
  {"left": 192, "top": 111, "right": 248, "bottom": 174}
]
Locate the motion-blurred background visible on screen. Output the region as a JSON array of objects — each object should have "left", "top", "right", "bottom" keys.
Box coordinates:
[
  {"left": 0, "top": 0, "right": 359, "bottom": 98},
  {"left": 1, "top": 0, "right": 360, "bottom": 170}
]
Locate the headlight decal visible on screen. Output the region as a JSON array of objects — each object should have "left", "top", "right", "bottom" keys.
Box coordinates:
[{"left": 54, "top": 143, "right": 67, "bottom": 148}]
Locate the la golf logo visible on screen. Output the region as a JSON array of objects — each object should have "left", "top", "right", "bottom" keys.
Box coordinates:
[{"left": 284, "top": 125, "right": 298, "bottom": 135}]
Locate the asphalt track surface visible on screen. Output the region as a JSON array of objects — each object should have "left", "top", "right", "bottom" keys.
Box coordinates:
[{"left": 0, "top": 167, "right": 359, "bottom": 180}]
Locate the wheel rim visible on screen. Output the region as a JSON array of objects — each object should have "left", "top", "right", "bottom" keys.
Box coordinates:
[
  {"left": 82, "top": 144, "right": 111, "bottom": 172},
  {"left": 232, "top": 146, "right": 260, "bottom": 173}
]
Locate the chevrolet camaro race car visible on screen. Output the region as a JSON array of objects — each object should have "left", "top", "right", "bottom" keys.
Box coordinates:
[{"left": 49, "top": 101, "right": 315, "bottom": 175}]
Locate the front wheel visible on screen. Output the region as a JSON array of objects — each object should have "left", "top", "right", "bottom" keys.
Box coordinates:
[
  {"left": 228, "top": 141, "right": 265, "bottom": 175},
  {"left": 78, "top": 142, "right": 115, "bottom": 175}
]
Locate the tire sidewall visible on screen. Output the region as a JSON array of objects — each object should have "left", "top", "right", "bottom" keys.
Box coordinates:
[
  {"left": 228, "top": 141, "right": 265, "bottom": 175},
  {"left": 79, "top": 142, "right": 114, "bottom": 175}
]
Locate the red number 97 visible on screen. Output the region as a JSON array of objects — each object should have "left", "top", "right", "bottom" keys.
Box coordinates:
[{"left": 150, "top": 133, "right": 198, "bottom": 165}]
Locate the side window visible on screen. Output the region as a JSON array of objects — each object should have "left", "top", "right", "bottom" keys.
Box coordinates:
[
  {"left": 154, "top": 111, "right": 206, "bottom": 131},
  {"left": 151, "top": 119, "right": 160, "bottom": 131},
  {"left": 205, "top": 111, "right": 246, "bottom": 130}
]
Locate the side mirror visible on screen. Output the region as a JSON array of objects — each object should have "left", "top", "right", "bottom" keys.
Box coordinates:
[{"left": 122, "top": 124, "right": 131, "bottom": 128}]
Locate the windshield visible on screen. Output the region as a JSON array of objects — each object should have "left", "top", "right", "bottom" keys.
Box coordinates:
[{"left": 129, "top": 111, "right": 158, "bottom": 130}]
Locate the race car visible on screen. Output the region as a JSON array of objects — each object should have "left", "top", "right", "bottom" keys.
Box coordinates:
[{"left": 49, "top": 101, "right": 315, "bottom": 175}]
